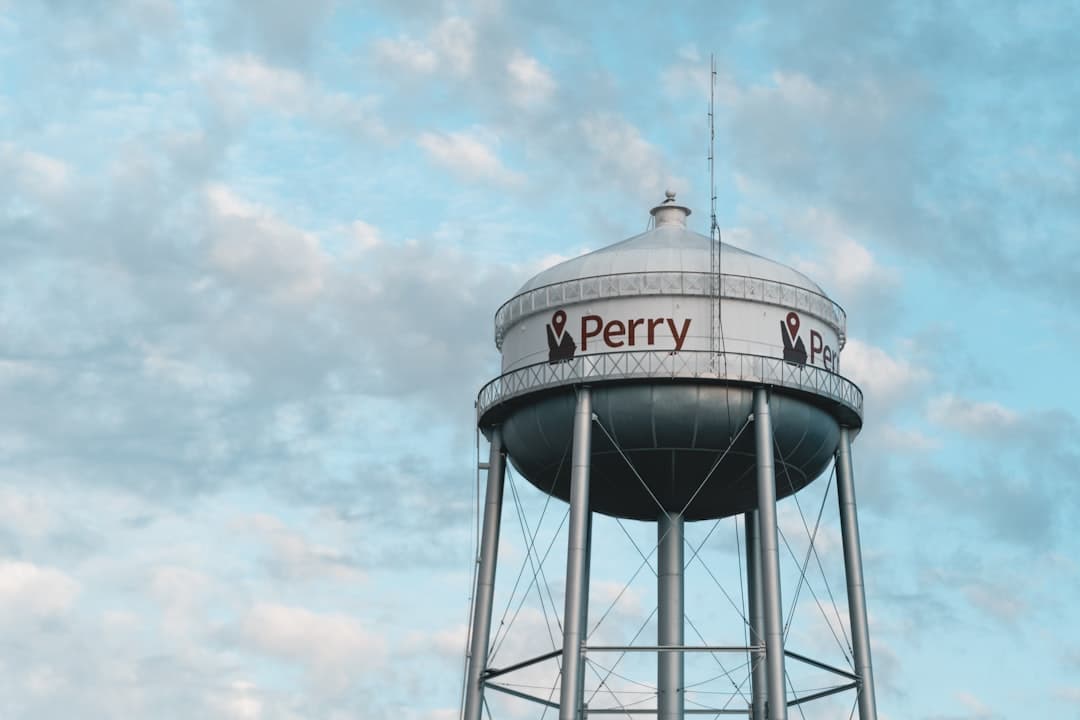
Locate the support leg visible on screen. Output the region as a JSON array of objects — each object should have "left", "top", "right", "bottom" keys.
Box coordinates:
[
  {"left": 836, "top": 427, "right": 878, "bottom": 720},
  {"left": 658, "top": 511, "right": 684, "bottom": 720},
  {"left": 463, "top": 427, "right": 508, "bottom": 720},
  {"left": 577, "top": 510, "right": 593, "bottom": 709},
  {"left": 753, "top": 389, "right": 787, "bottom": 720},
  {"left": 745, "top": 511, "right": 766, "bottom": 720},
  {"left": 559, "top": 389, "right": 593, "bottom": 720}
]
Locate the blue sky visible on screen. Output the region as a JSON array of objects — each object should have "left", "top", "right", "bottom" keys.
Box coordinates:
[{"left": 1, "top": 1, "right": 1079, "bottom": 718}]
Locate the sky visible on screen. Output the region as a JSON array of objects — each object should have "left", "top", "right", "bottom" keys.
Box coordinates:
[{"left": 1, "top": 1, "right": 1079, "bottom": 718}]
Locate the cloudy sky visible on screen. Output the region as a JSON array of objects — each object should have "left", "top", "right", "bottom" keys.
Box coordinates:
[{"left": 2, "top": 1, "right": 1079, "bottom": 718}]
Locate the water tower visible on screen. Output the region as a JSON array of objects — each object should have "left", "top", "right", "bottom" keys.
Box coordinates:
[{"left": 462, "top": 193, "right": 877, "bottom": 720}]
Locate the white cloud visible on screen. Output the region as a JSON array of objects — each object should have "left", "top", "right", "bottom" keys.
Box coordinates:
[
  {"left": 963, "top": 581, "right": 1024, "bottom": 624},
  {"left": 211, "top": 55, "right": 385, "bottom": 138},
  {"left": 660, "top": 45, "right": 710, "bottom": 98},
  {"left": 514, "top": 248, "right": 593, "bottom": 280},
  {"left": 418, "top": 129, "right": 524, "bottom": 187},
  {"left": 239, "top": 513, "right": 365, "bottom": 582},
  {"left": 430, "top": 17, "right": 476, "bottom": 76},
  {"left": 418, "top": 710, "right": 459, "bottom": 720},
  {"left": 139, "top": 340, "right": 249, "bottom": 398},
  {"left": 151, "top": 565, "right": 211, "bottom": 608},
  {"left": 242, "top": 603, "right": 385, "bottom": 678},
  {"left": 789, "top": 208, "right": 898, "bottom": 299},
  {"left": 151, "top": 565, "right": 213, "bottom": 643},
  {"left": 580, "top": 578, "right": 652, "bottom": 651},
  {"left": 210, "top": 0, "right": 336, "bottom": 67},
  {"left": 373, "top": 35, "right": 439, "bottom": 74},
  {"left": 0, "top": 559, "right": 80, "bottom": 619},
  {"left": 349, "top": 220, "right": 382, "bottom": 251},
  {"left": 927, "top": 393, "right": 1019, "bottom": 438},
  {"left": 23, "top": 664, "right": 66, "bottom": 697},
  {"left": 839, "top": 338, "right": 929, "bottom": 413},
  {"left": 764, "top": 71, "right": 831, "bottom": 113},
  {"left": 955, "top": 690, "right": 995, "bottom": 718},
  {"left": 506, "top": 51, "right": 556, "bottom": 109},
  {"left": 589, "top": 579, "right": 644, "bottom": 618},
  {"left": 209, "top": 680, "right": 265, "bottom": 720},
  {"left": 0, "top": 488, "right": 56, "bottom": 539},
  {"left": 578, "top": 112, "right": 687, "bottom": 203},
  {"left": 217, "top": 54, "right": 308, "bottom": 108},
  {"left": 403, "top": 623, "right": 467, "bottom": 659},
  {"left": 205, "top": 183, "right": 329, "bottom": 302},
  {"left": 877, "top": 424, "right": 940, "bottom": 452},
  {"left": 375, "top": 17, "right": 476, "bottom": 78},
  {"left": 0, "top": 143, "right": 73, "bottom": 204}
]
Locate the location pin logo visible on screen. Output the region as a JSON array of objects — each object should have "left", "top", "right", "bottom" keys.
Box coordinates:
[
  {"left": 786, "top": 312, "right": 800, "bottom": 341},
  {"left": 552, "top": 310, "right": 567, "bottom": 338},
  {"left": 547, "top": 309, "right": 576, "bottom": 364}
]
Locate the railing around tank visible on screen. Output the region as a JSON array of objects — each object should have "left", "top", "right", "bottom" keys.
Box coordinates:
[
  {"left": 476, "top": 349, "right": 863, "bottom": 424},
  {"left": 493, "top": 271, "right": 847, "bottom": 349}
]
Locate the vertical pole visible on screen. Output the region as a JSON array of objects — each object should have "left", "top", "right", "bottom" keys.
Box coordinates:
[
  {"left": 658, "top": 511, "right": 685, "bottom": 720},
  {"left": 463, "top": 427, "right": 508, "bottom": 720},
  {"left": 744, "top": 511, "right": 766, "bottom": 720},
  {"left": 753, "top": 389, "right": 787, "bottom": 720},
  {"left": 836, "top": 427, "right": 878, "bottom": 720},
  {"left": 577, "top": 509, "right": 593, "bottom": 710},
  {"left": 560, "top": 388, "right": 593, "bottom": 720}
]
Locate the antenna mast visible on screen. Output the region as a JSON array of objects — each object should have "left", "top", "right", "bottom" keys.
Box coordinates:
[
  {"left": 708, "top": 54, "right": 724, "bottom": 364},
  {"left": 709, "top": 54, "right": 719, "bottom": 245}
]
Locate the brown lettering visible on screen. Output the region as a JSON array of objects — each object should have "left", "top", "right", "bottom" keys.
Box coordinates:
[
  {"left": 667, "top": 318, "right": 691, "bottom": 351},
  {"left": 810, "top": 330, "right": 823, "bottom": 364},
  {"left": 648, "top": 318, "right": 664, "bottom": 344},
  {"left": 604, "top": 320, "right": 626, "bottom": 347},
  {"left": 581, "top": 315, "right": 603, "bottom": 351}
]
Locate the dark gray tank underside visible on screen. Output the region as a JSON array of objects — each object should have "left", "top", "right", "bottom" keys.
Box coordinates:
[{"left": 498, "top": 383, "right": 840, "bottom": 521}]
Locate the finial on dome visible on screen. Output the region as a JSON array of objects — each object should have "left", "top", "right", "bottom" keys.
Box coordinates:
[{"left": 650, "top": 190, "right": 691, "bottom": 227}]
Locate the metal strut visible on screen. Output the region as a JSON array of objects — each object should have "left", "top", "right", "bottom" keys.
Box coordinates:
[
  {"left": 487, "top": 439, "right": 573, "bottom": 665},
  {"left": 753, "top": 389, "right": 787, "bottom": 720},
  {"left": 559, "top": 388, "right": 593, "bottom": 720},
  {"left": 657, "top": 511, "right": 684, "bottom": 720},
  {"left": 463, "top": 428, "right": 508, "bottom": 720},
  {"left": 836, "top": 427, "right": 878, "bottom": 720},
  {"left": 745, "top": 510, "right": 766, "bottom": 720}
]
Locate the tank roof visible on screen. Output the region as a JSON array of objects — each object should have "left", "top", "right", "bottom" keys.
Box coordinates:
[{"left": 517, "top": 224, "right": 827, "bottom": 297}]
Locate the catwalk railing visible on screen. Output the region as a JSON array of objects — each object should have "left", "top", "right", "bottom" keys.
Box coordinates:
[
  {"left": 476, "top": 350, "right": 863, "bottom": 423},
  {"left": 494, "top": 271, "right": 847, "bottom": 348}
]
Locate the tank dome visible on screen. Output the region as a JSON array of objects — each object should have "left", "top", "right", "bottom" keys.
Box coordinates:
[{"left": 517, "top": 221, "right": 826, "bottom": 299}]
